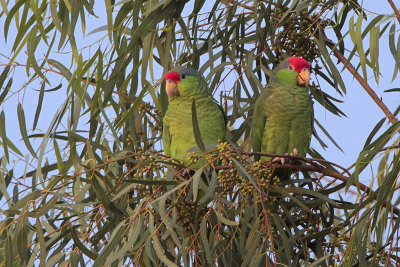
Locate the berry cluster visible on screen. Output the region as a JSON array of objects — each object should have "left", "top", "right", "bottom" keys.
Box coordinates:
[
  {"left": 176, "top": 198, "right": 207, "bottom": 232},
  {"left": 138, "top": 102, "right": 163, "bottom": 134},
  {"left": 270, "top": 2, "right": 332, "bottom": 63}
]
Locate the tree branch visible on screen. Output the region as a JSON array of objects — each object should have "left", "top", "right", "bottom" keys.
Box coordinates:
[
  {"left": 325, "top": 41, "right": 398, "bottom": 124},
  {"left": 388, "top": 0, "right": 400, "bottom": 25},
  {"left": 215, "top": 158, "right": 400, "bottom": 216}
]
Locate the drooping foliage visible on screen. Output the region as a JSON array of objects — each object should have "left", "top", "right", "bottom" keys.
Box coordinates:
[{"left": 0, "top": 0, "right": 400, "bottom": 265}]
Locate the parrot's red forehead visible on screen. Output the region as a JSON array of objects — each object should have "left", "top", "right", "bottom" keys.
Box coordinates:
[
  {"left": 288, "top": 57, "right": 310, "bottom": 73},
  {"left": 164, "top": 71, "right": 181, "bottom": 83}
]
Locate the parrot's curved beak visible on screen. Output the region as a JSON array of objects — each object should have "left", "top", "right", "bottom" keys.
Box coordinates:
[
  {"left": 165, "top": 80, "right": 179, "bottom": 98},
  {"left": 297, "top": 69, "right": 310, "bottom": 86}
]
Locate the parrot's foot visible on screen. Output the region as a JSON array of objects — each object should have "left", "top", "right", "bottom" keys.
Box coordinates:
[
  {"left": 272, "top": 153, "right": 290, "bottom": 165},
  {"left": 289, "top": 148, "right": 303, "bottom": 165},
  {"left": 272, "top": 149, "right": 299, "bottom": 165},
  {"left": 181, "top": 168, "right": 190, "bottom": 176}
]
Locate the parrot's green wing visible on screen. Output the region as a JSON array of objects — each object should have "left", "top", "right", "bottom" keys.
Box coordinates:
[
  {"left": 251, "top": 96, "right": 266, "bottom": 155},
  {"left": 215, "top": 100, "right": 227, "bottom": 129},
  {"left": 162, "top": 120, "right": 171, "bottom": 156}
]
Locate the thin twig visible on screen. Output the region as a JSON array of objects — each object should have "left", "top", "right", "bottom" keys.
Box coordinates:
[
  {"left": 388, "top": 0, "right": 400, "bottom": 25},
  {"left": 242, "top": 151, "right": 352, "bottom": 176}
]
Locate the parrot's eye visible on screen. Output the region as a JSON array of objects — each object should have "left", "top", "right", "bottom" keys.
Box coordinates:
[
  {"left": 302, "top": 68, "right": 308, "bottom": 72},
  {"left": 181, "top": 74, "right": 186, "bottom": 79},
  {"left": 288, "top": 65, "right": 294, "bottom": 71}
]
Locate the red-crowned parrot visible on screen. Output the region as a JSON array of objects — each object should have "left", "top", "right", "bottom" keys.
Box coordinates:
[
  {"left": 252, "top": 57, "right": 313, "bottom": 179},
  {"left": 162, "top": 66, "right": 226, "bottom": 166}
]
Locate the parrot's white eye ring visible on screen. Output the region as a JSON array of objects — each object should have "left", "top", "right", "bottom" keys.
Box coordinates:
[
  {"left": 288, "top": 65, "right": 294, "bottom": 71},
  {"left": 181, "top": 74, "right": 186, "bottom": 79}
]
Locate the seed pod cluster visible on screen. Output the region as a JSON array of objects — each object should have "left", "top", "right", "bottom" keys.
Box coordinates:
[
  {"left": 270, "top": 2, "right": 333, "bottom": 63},
  {"left": 138, "top": 102, "right": 163, "bottom": 134},
  {"left": 127, "top": 152, "right": 165, "bottom": 198},
  {"left": 217, "top": 141, "right": 240, "bottom": 165},
  {"left": 216, "top": 168, "right": 239, "bottom": 198},
  {"left": 176, "top": 198, "right": 207, "bottom": 232}
]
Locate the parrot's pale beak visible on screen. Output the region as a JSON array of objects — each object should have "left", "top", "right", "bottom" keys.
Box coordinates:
[
  {"left": 297, "top": 69, "right": 310, "bottom": 86},
  {"left": 165, "top": 80, "right": 179, "bottom": 98}
]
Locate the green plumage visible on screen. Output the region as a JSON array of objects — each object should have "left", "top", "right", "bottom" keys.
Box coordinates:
[
  {"left": 252, "top": 61, "right": 313, "bottom": 178},
  {"left": 162, "top": 67, "right": 226, "bottom": 165}
]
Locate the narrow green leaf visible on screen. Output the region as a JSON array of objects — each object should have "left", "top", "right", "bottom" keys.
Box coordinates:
[
  {"left": 316, "top": 33, "right": 346, "bottom": 94},
  {"left": 192, "top": 0, "right": 206, "bottom": 14},
  {"left": 309, "top": 254, "right": 333, "bottom": 267},
  {"left": 214, "top": 210, "right": 238, "bottom": 226},
  {"left": 148, "top": 213, "right": 178, "bottom": 267},
  {"left": 15, "top": 214, "right": 28, "bottom": 261},
  {"left": 0, "top": 0, "right": 8, "bottom": 15},
  {"left": 369, "top": 25, "right": 380, "bottom": 83},
  {"left": 33, "top": 82, "right": 45, "bottom": 130},
  {"left": 0, "top": 110, "right": 9, "bottom": 161},
  {"left": 150, "top": 180, "right": 191, "bottom": 206},
  {"left": 36, "top": 196, "right": 58, "bottom": 217},
  {"left": 17, "top": 103, "right": 38, "bottom": 158},
  {"left": 199, "top": 170, "right": 217, "bottom": 204},
  {"left": 0, "top": 170, "right": 12, "bottom": 203},
  {"left": 53, "top": 138, "right": 63, "bottom": 171},
  {"left": 350, "top": 121, "right": 400, "bottom": 190},
  {"left": 4, "top": 0, "right": 27, "bottom": 40},
  {"left": 354, "top": 12, "right": 367, "bottom": 79},
  {"left": 7, "top": 190, "right": 42, "bottom": 213},
  {"left": 192, "top": 167, "right": 203, "bottom": 201},
  {"left": 244, "top": 215, "right": 260, "bottom": 253},
  {"left": 384, "top": 88, "right": 400, "bottom": 92},
  {"left": 363, "top": 117, "right": 386, "bottom": 147},
  {"left": 71, "top": 228, "right": 98, "bottom": 260},
  {"left": 5, "top": 230, "right": 14, "bottom": 267},
  {"left": 191, "top": 98, "right": 205, "bottom": 152},
  {"left": 0, "top": 78, "right": 12, "bottom": 103},
  {"left": 47, "top": 59, "right": 72, "bottom": 80},
  {"left": 372, "top": 153, "right": 400, "bottom": 228},
  {"left": 0, "top": 65, "right": 11, "bottom": 89},
  {"left": 157, "top": 193, "right": 182, "bottom": 248},
  {"left": 27, "top": 27, "right": 48, "bottom": 82},
  {"left": 115, "top": 82, "right": 148, "bottom": 130},
  {"left": 93, "top": 221, "right": 126, "bottom": 267},
  {"left": 389, "top": 24, "right": 400, "bottom": 80},
  {"left": 46, "top": 252, "right": 65, "bottom": 267},
  {"left": 36, "top": 218, "right": 47, "bottom": 266},
  {"left": 109, "top": 218, "right": 144, "bottom": 262},
  {"left": 49, "top": 0, "right": 62, "bottom": 31},
  {"left": 200, "top": 218, "right": 212, "bottom": 263},
  {"left": 314, "top": 118, "right": 343, "bottom": 152}
]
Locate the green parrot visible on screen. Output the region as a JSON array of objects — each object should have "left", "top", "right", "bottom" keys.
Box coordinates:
[
  {"left": 162, "top": 66, "right": 226, "bottom": 166},
  {"left": 251, "top": 56, "right": 313, "bottom": 179}
]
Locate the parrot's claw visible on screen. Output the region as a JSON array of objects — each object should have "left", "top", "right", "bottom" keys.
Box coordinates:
[
  {"left": 272, "top": 153, "right": 289, "bottom": 165},
  {"left": 181, "top": 168, "right": 191, "bottom": 176}
]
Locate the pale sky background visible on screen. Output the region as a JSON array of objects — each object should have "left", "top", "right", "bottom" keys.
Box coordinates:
[{"left": 0, "top": 0, "right": 398, "bottom": 190}]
